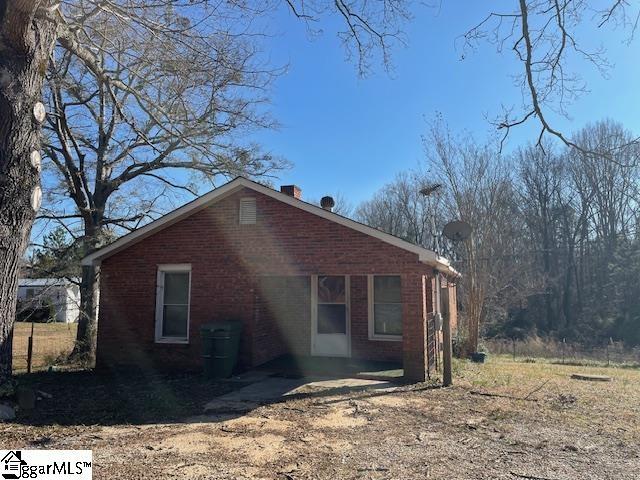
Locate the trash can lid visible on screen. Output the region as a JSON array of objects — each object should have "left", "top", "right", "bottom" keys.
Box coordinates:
[{"left": 201, "top": 320, "right": 243, "bottom": 333}]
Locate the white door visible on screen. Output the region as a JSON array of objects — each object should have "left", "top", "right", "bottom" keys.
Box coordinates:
[{"left": 311, "top": 275, "right": 350, "bottom": 357}]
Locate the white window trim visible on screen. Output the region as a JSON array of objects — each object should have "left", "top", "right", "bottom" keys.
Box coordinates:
[
  {"left": 368, "top": 275, "right": 402, "bottom": 342},
  {"left": 155, "top": 264, "right": 192, "bottom": 344}
]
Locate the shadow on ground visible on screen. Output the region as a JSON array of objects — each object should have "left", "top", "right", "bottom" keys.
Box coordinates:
[
  {"left": 12, "top": 356, "right": 422, "bottom": 427},
  {"left": 14, "top": 369, "right": 244, "bottom": 426}
]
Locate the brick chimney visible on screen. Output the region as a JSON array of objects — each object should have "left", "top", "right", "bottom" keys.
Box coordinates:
[{"left": 280, "top": 185, "right": 302, "bottom": 199}]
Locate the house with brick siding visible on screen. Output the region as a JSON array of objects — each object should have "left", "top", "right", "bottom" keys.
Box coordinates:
[{"left": 82, "top": 177, "right": 459, "bottom": 381}]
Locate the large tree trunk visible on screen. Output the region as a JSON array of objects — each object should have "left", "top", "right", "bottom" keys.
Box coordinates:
[
  {"left": 71, "top": 264, "right": 100, "bottom": 362},
  {"left": 0, "top": 1, "right": 57, "bottom": 391},
  {"left": 71, "top": 222, "right": 103, "bottom": 363},
  {"left": 0, "top": 238, "right": 23, "bottom": 392},
  {"left": 465, "top": 240, "right": 481, "bottom": 355}
]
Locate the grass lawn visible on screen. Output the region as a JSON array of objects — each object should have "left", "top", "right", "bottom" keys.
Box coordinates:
[
  {"left": 1, "top": 356, "right": 638, "bottom": 479},
  {"left": 12, "top": 322, "right": 78, "bottom": 372}
]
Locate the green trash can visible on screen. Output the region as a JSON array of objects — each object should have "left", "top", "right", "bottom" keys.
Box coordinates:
[{"left": 201, "top": 320, "right": 243, "bottom": 378}]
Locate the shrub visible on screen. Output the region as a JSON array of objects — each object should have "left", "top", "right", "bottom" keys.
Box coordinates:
[{"left": 16, "top": 300, "right": 55, "bottom": 323}]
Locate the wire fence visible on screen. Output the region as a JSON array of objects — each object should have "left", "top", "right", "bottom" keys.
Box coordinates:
[
  {"left": 484, "top": 337, "right": 640, "bottom": 367},
  {"left": 12, "top": 321, "right": 78, "bottom": 373}
]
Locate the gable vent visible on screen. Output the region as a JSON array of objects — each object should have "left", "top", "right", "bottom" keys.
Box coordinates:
[{"left": 239, "top": 197, "right": 257, "bottom": 224}]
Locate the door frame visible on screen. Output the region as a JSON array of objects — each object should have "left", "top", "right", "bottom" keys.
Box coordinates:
[{"left": 310, "top": 275, "right": 351, "bottom": 357}]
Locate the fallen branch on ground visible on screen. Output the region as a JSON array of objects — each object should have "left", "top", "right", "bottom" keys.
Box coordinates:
[
  {"left": 510, "top": 471, "right": 559, "bottom": 480},
  {"left": 471, "top": 379, "right": 551, "bottom": 402},
  {"left": 469, "top": 391, "right": 538, "bottom": 402},
  {"left": 523, "top": 380, "right": 551, "bottom": 400}
]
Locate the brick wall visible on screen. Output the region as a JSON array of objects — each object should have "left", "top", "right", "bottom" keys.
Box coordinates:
[
  {"left": 254, "top": 276, "right": 311, "bottom": 363},
  {"left": 350, "top": 275, "right": 402, "bottom": 362},
  {"left": 97, "top": 187, "right": 447, "bottom": 380}
]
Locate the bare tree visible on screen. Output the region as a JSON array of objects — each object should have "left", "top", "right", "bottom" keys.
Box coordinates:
[
  {"left": 354, "top": 135, "right": 532, "bottom": 355},
  {"left": 42, "top": 1, "right": 289, "bottom": 361},
  {"left": 570, "top": 121, "right": 640, "bottom": 248},
  {"left": 284, "top": 0, "right": 410, "bottom": 75},
  {"left": 355, "top": 170, "right": 441, "bottom": 247},
  {"left": 0, "top": 0, "right": 411, "bottom": 386},
  {"left": 355, "top": 118, "right": 640, "bottom": 349},
  {"left": 425, "top": 122, "right": 530, "bottom": 354},
  {"left": 462, "top": 1, "right": 640, "bottom": 151},
  {"left": 517, "top": 143, "right": 565, "bottom": 331},
  {"left": 565, "top": 120, "right": 640, "bottom": 327}
]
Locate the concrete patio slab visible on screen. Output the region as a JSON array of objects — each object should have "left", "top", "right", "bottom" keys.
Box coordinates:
[
  {"left": 204, "top": 375, "right": 395, "bottom": 413},
  {"left": 287, "top": 377, "right": 394, "bottom": 395}
]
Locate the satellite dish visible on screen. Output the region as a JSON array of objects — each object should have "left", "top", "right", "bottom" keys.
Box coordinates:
[{"left": 443, "top": 220, "right": 472, "bottom": 242}]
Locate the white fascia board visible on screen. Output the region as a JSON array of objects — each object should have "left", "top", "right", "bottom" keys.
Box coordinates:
[
  {"left": 419, "top": 251, "right": 461, "bottom": 277},
  {"left": 82, "top": 177, "right": 458, "bottom": 276}
]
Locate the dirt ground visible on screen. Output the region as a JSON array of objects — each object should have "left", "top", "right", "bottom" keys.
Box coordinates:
[{"left": 2, "top": 357, "right": 639, "bottom": 479}]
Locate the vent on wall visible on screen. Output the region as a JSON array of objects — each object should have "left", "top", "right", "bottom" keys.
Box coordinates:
[{"left": 239, "top": 197, "right": 257, "bottom": 224}]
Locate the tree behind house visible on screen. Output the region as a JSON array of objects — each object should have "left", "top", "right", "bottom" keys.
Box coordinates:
[
  {"left": 41, "top": 2, "right": 288, "bottom": 361},
  {"left": 357, "top": 119, "right": 640, "bottom": 350},
  {"left": 28, "top": 227, "right": 83, "bottom": 280}
]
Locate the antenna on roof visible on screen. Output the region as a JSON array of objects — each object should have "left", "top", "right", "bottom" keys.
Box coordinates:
[
  {"left": 419, "top": 183, "right": 442, "bottom": 197},
  {"left": 418, "top": 183, "right": 443, "bottom": 252}
]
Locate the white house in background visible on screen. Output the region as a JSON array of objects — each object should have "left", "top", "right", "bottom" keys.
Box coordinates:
[{"left": 17, "top": 278, "right": 80, "bottom": 323}]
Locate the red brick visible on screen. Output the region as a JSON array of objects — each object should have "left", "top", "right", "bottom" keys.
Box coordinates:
[{"left": 96, "top": 187, "right": 456, "bottom": 381}]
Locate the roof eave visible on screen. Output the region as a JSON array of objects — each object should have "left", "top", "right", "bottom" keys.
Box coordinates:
[
  {"left": 81, "top": 177, "right": 459, "bottom": 274},
  {"left": 419, "top": 251, "right": 461, "bottom": 278}
]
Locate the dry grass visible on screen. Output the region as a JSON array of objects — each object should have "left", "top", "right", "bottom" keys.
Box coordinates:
[
  {"left": 2, "top": 356, "right": 639, "bottom": 479},
  {"left": 485, "top": 337, "right": 640, "bottom": 367},
  {"left": 12, "top": 322, "right": 78, "bottom": 372},
  {"left": 457, "top": 356, "right": 640, "bottom": 444}
]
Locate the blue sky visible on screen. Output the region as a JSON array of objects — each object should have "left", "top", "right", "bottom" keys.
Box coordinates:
[
  {"left": 251, "top": 2, "right": 640, "bottom": 205},
  {"left": 32, "top": 2, "right": 640, "bottom": 247}
]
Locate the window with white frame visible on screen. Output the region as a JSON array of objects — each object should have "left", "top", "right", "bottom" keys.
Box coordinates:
[
  {"left": 155, "top": 264, "right": 191, "bottom": 343},
  {"left": 368, "top": 275, "right": 402, "bottom": 340}
]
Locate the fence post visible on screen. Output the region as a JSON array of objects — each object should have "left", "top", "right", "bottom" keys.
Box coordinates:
[
  {"left": 562, "top": 338, "right": 566, "bottom": 365},
  {"left": 512, "top": 339, "right": 516, "bottom": 361},
  {"left": 27, "top": 321, "right": 35, "bottom": 374},
  {"left": 606, "top": 340, "right": 610, "bottom": 367}
]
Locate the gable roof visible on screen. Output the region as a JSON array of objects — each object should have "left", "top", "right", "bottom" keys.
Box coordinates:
[{"left": 82, "top": 177, "right": 459, "bottom": 276}]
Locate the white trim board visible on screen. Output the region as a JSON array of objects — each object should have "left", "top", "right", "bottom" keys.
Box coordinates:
[{"left": 82, "top": 177, "right": 459, "bottom": 276}]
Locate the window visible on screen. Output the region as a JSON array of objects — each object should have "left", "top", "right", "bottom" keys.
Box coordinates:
[
  {"left": 239, "top": 197, "right": 256, "bottom": 224},
  {"left": 317, "top": 276, "right": 347, "bottom": 334},
  {"left": 155, "top": 264, "right": 191, "bottom": 343},
  {"left": 368, "top": 275, "right": 402, "bottom": 340}
]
